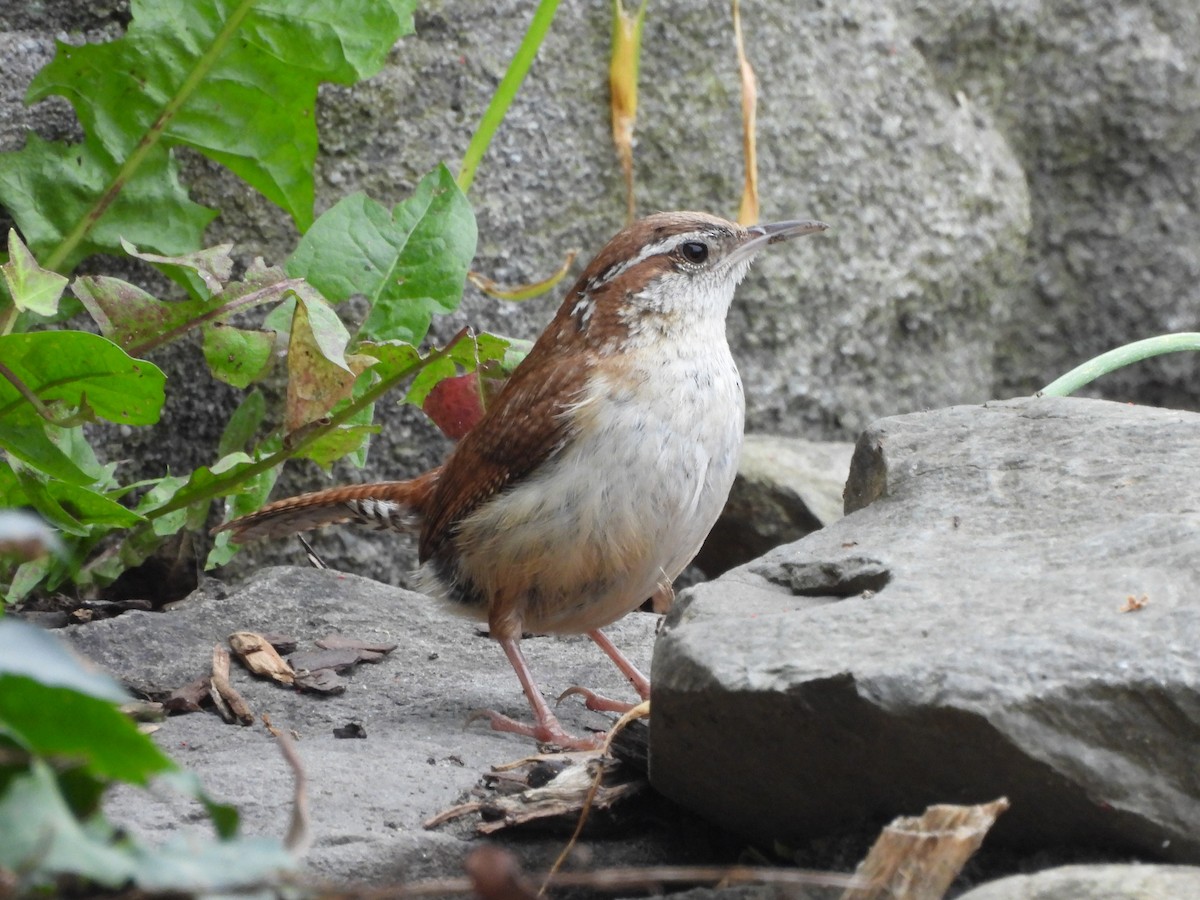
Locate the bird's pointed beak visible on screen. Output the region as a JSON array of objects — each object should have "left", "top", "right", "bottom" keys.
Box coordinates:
[{"left": 724, "top": 219, "right": 829, "bottom": 269}]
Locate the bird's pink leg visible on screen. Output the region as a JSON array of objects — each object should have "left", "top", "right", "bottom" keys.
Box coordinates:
[
  {"left": 558, "top": 629, "right": 650, "bottom": 714},
  {"left": 469, "top": 636, "right": 604, "bottom": 750}
]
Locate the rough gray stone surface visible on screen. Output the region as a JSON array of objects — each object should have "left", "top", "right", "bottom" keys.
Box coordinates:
[
  {"left": 909, "top": 1, "right": 1200, "bottom": 405},
  {"left": 957, "top": 864, "right": 1200, "bottom": 900},
  {"left": 1, "top": 1, "right": 1032, "bottom": 586},
  {"left": 695, "top": 435, "right": 854, "bottom": 577},
  {"left": 650, "top": 397, "right": 1200, "bottom": 862},
  {"left": 62, "top": 566, "right": 732, "bottom": 886}
]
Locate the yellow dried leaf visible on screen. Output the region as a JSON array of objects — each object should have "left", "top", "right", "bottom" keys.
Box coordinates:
[
  {"left": 611, "top": 0, "right": 649, "bottom": 222},
  {"left": 733, "top": 0, "right": 759, "bottom": 225},
  {"left": 468, "top": 248, "right": 579, "bottom": 301}
]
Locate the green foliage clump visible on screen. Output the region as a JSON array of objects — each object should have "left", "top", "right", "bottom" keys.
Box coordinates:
[
  {"left": 0, "top": 0, "right": 522, "bottom": 603},
  {"left": 0, "top": 618, "right": 295, "bottom": 892}
]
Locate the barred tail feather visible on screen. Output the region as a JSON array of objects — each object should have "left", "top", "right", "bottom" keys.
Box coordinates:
[{"left": 214, "top": 469, "right": 441, "bottom": 543}]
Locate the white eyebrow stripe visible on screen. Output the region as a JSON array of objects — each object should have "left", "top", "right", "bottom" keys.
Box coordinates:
[{"left": 589, "top": 231, "right": 711, "bottom": 289}]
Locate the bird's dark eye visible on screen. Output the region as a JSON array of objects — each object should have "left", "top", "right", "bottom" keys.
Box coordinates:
[{"left": 679, "top": 241, "right": 709, "bottom": 264}]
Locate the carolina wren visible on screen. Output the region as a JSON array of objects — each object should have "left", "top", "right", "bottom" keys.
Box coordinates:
[{"left": 217, "top": 211, "right": 827, "bottom": 748}]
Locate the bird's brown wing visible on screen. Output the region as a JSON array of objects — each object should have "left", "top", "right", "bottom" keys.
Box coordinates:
[{"left": 418, "top": 342, "right": 593, "bottom": 565}]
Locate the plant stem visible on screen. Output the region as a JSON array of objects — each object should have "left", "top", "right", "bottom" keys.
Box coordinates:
[
  {"left": 142, "top": 329, "right": 470, "bottom": 522},
  {"left": 456, "top": 0, "right": 560, "bottom": 194},
  {"left": 1039, "top": 333, "right": 1200, "bottom": 397},
  {"left": 43, "top": 0, "right": 260, "bottom": 272}
]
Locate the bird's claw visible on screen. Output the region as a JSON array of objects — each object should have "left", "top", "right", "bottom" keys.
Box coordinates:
[
  {"left": 465, "top": 707, "right": 604, "bottom": 751},
  {"left": 556, "top": 685, "right": 639, "bottom": 714}
]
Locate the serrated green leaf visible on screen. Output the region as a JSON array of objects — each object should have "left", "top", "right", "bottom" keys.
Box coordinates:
[
  {"left": 27, "top": 0, "right": 417, "bottom": 233},
  {"left": 288, "top": 165, "right": 477, "bottom": 344},
  {"left": 0, "top": 332, "right": 165, "bottom": 426},
  {"left": 0, "top": 134, "right": 217, "bottom": 272},
  {"left": 1, "top": 228, "right": 68, "bottom": 316},
  {"left": 202, "top": 323, "right": 276, "bottom": 388}
]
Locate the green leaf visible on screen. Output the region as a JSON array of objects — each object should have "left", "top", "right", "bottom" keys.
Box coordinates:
[
  {"left": 296, "top": 423, "right": 381, "bottom": 469},
  {"left": 27, "top": 0, "right": 417, "bottom": 234},
  {"left": 405, "top": 330, "right": 511, "bottom": 406},
  {"left": 217, "top": 389, "right": 267, "bottom": 457},
  {"left": 288, "top": 165, "right": 478, "bottom": 344},
  {"left": 0, "top": 760, "right": 137, "bottom": 888},
  {"left": 202, "top": 322, "right": 276, "bottom": 388},
  {"left": 0, "top": 332, "right": 166, "bottom": 426},
  {"left": 0, "top": 423, "right": 97, "bottom": 485},
  {"left": 1, "top": 228, "right": 68, "bottom": 316},
  {"left": 0, "top": 134, "right": 217, "bottom": 272},
  {"left": 9, "top": 464, "right": 143, "bottom": 536},
  {"left": 206, "top": 464, "right": 280, "bottom": 569},
  {"left": 0, "top": 620, "right": 126, "bottom": 701},
  {"left": 4, "top": 556, "right": 52, "bottom": 605}
]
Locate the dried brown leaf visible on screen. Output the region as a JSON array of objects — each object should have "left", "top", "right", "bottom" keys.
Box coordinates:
[{"left": 229, "top": 630, "right": 295, "bottom": 685}]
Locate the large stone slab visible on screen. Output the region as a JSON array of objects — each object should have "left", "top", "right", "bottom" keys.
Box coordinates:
[
  {"left": 62, "top": 567, "right": 729, "bottom": 885},
  {"left": 650, "top": 397, "right": 1200, "bottom": 862}
]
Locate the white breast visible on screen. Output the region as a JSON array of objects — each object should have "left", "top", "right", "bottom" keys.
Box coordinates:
[{"left": 448, "top": 331, "right": 745, "bottom": 634}]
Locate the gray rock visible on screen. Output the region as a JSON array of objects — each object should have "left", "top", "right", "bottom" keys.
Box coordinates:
[
  {"left": 1, "top": 1, "right": 1031, "bottom": 586},
  {"left": 650, "top": 397, "right": 1200, "bottom": 862},
  {"left": 909, "top": 1, "right": 1200, "bottom": 406},
  {"left": 695, "top": 435, "right": 855, "bottom": 577},
  {"left": 63, "top": 566, "right": 726, "bottom": 885},
  {"left": 958, "top": 864, "right": 1200, "bottom": 900}
]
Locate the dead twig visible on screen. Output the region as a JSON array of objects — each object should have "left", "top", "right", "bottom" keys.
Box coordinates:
[
  {"left": 840, "top": 797, "right": 1010, "bottom": 900},
  {"left": 210, "top": 644, "right": 254, "bottom": 725}
]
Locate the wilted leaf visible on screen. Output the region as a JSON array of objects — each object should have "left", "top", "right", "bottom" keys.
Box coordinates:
[
  {"left": 74, "top": 275, "right": 211, "bottom": 356},
  {"left": 284, "top": 292, "right": 355, "bottom": 432},
  {"left": 1, "top": 228, "right": 68, "bottom": 316},
  {"left": 288, "top": 164, "right": 477, "bottom": 344},
  {"left": 121, "top": 238, "right": 234, "bottom": 298}
]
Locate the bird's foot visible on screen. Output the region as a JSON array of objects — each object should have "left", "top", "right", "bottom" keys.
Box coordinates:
[
  {"left": 557, "top": 685, "right": 639, "bottom": 714},
  {"left": 466, "top": 708, "right": 605, "bottom": 751}
]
